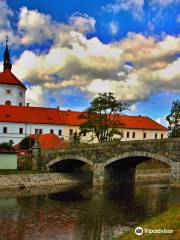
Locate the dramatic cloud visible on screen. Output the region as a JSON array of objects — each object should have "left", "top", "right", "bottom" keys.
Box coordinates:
[
  {"left": 18, "top": 7, "right": 55, "bottom": 44},
  {"left": 13, "top": 29, "right": 180, "bottom": 103},
  {"left": 18, "top": 7, "right": 96, "bottom": 45},
  {"left": 1, "top": 1, "right": 179, "bottom": 107}
]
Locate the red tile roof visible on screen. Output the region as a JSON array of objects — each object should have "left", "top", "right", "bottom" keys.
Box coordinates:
[
  {"left": 0, "top": 105, "right": 64, "bottom": 124},
  {"left": 31, "top": 133, "right": 67, "bottom": 149},
  {"left": 60, "top": 110, "right": 167, "bottom": 130},
  {"left": 0, "top": 105, "right": 167, "bottom": 130},
  {"left": 0, "top": 69, "right": 26, "bottom": 89},
  {"left": 60, "top": 110, "right": 85, "bottom": 126},
  {"left": 16, "top": 133, "right": 67, "bottom": 150}
]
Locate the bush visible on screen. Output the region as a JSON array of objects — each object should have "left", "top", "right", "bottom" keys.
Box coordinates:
[{"left": 0, "top": 142, "right": 11, "bottom": 150}]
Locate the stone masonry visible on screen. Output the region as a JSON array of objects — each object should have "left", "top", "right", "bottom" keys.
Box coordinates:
[{"left": 34, "top": 138, "right": 180, "bottom": 186}]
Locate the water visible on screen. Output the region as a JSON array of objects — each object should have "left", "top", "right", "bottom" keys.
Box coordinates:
[{"left": 0, "top": 183, "right": 179, "bottom": 240}]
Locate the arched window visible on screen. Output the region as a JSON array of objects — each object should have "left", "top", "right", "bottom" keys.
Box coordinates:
[{"left": 5, "top": 100, "right": 11, "bottom": 105}]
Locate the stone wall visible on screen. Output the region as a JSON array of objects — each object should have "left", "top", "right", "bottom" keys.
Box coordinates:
[{"left": 0, "top": 173, "right": 89, "bottom": 190}]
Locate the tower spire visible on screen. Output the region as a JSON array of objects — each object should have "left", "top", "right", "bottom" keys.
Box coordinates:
[{"left": 3, "top": 36, "right": 12, "bottom": 71}]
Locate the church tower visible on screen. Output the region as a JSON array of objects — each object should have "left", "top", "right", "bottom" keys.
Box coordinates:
[{"left": 0, "top": 37, "right": 26, "bottom": 106}]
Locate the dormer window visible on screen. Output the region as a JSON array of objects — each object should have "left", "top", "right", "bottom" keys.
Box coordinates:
[{"left": 6, "top": 89, "right": 11, "bottom": 94}]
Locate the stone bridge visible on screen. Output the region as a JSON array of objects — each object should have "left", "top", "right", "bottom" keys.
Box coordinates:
[{"left": 34, "top": 138, "right": 180, "bottom": 186}]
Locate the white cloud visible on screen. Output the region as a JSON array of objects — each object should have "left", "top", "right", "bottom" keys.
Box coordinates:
[
  {"left": 105, "top": 0, "right": 145, "bottom": 20},
  {"left": 0, "top": 0, "right": 13, "bottom": 28},
  {"left": 18, "top": 7, "right": 55, "bottom": 44},
  {"left": 17, "top": 7, "right": 96, "bottom": 45},
  {"left": 69, "top": 13, "right": 96, "bottom": 34},
  {"left": 26, "top": 85, "right": 46, "bottom": 106},
  {"left": 109, "top": 21, "right": 119, "bottom": 35}
]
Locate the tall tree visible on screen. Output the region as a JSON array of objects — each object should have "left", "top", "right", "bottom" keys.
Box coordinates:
[
  {"left": 166, "top": 100, "right": 180, "bottom": 138},
  {"left": 79, "top": 92, "right": 128, "bottom": 143}
]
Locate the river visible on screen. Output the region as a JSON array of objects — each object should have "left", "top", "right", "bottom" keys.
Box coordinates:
[{"left": 0, "top": 183, "right": 179, "bottom": 240}]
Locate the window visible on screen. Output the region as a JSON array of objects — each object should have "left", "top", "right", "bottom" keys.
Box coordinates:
[
  {"left": 19, "top": 91, "right": 23, "bottom": 97},
  {"left": 127, "top": 132, "right": 129, "bottom": 138},
  {"left": 143, "top": 132, "right": 146, "bottom": 139},
  {"left": 69, "top": 129, "right": 73, "bottom": 135},
  {"left": 6, "top": 89, "right": 11, "bottom": 94},
  {"left": 35, "top": 129, "right": 43, "bottom": 134},
  {"left": 132, "top": 132, "right": 135, "bottom": 138},
  {"left": 3, "top": 127, "right": 7, "bottom": 134},
  {"left": 19, "top": 128, "right": 23, "bottom": 134},
  {"left": 50, "top": 129, "right": 54, "bottom": 134},
  {"left": 5, "top": 100, "right": 11, "bottom": 105},
  {"left": 35, "top": 129, "right": 38, "bottom": 134},
  {"left": 161, "top": 134, "right": 163, "bottom": 139},
  {"left": 19, "top": 102, "right": 22, "bottom": 106},
  {"left": 155, "top": 133, "right": 157, "bottom": 139},
  {"left": 58, "top": 130, "right": 62, "bottom": 136}
]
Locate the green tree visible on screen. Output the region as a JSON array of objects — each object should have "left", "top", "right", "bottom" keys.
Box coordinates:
[
  {"left": 166, "top": 100, "right": 180, "bottom": 138},
  {"left": 20, "top": 136, "right": 35, "bottom": 150},
  {"left": 79, "top": 92, "right": 128, "bottom": 143}
]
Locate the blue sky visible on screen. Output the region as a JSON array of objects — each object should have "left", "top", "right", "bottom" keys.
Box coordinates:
[{"left": 0, "top": 0, "right": 180, "bottom": 126}]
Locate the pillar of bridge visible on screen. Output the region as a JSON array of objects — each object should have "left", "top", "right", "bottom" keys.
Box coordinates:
[
  {"left": 93, "top": 163, "right": 105, "bottom": 185},
  {"left": 170, "top": 162, "right": 180, "bottom": 186}
]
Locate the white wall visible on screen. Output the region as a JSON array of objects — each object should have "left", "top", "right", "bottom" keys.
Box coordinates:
[
  {"left": 0, "top": 84, "right": 25, "bottom": 106},
  {"left": 0, "top": 122, "right": 64, "bottom": 144},
  {"left": 63, "top": 125, "right": 168, "bottom": 143},
  {"left": 0, "top": 122, "right": 168, "bottom": 145}
]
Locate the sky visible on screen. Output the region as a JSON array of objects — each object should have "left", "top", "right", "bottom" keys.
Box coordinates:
[{"left": 0, "top": 0, "right": 180, "bottom": 126}]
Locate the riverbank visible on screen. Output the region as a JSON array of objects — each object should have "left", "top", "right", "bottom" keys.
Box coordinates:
[
  {"left": 113, "top": 206, "right": 180, "bottom": 240},
  {"left": 0, "top": 173, "right": 90, "bottom": 191}
]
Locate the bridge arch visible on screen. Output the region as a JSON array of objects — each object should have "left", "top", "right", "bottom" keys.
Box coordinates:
[
  {"left": 46, "top": 155, "right": 94, "bottom": 171},
  {"left": 103, "top": 151, "right": 172, "bottom": 185},
  {"left": 104, "top": 151, "right": 173, "bottom": 168}
]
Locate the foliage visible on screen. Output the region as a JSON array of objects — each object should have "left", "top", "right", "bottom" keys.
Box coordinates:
[
  {"left": 20, "top": 137, "right": 35, "bottom": 150},
  {"left": 0, "top": 142, "right": 12, "bottom": 150},
  {"left": 79, "top": 92, "right": 128, "bottom": 143},
  {"left": 166, "top": 100, "right": 180, "bottom": 138}
]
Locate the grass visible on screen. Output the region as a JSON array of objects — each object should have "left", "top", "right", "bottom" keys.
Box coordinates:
[{"left": 113, "top": 206, "right": 180, "bottom": 240}]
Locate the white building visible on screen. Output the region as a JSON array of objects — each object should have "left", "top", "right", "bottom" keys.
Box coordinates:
[{"left": 0, "top": 40, "right": 168, "bottom": 145}]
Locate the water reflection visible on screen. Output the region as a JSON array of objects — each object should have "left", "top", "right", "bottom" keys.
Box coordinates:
[{"left": 0, "top": 183, "right": 179, "bottom": 240}]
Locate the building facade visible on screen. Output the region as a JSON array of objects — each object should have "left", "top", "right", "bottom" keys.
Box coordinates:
[{"left": 0, "top": 40, "right": 168, "bottom": 145}]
